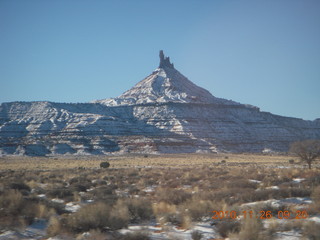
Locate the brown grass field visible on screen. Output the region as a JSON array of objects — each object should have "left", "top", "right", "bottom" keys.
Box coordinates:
[
  {"left": 0, "top": 153, "right": 319, "bottom": 239},
  {"left": 0, "top": 153, "right": 306, "bottom": 170}
]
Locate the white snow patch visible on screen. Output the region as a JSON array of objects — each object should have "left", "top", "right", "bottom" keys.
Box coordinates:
[
  {"left": 241, "top": 197, "right": 312, "bottom": 209},
  {"left": 274, "top": 230, "right": 302, "bottom": 240},
  {"left": 292, "top": 178, "right": 305, "bottom": 183},
  {"left": 249, "top": 179, "right": 262, "bottom": 184},
  {"left": 118, "top": 222, "right": 220, "bottom": 240},
  {"left": 65, "top": 202, "right": 81, "bottom": 212},
  {"left": 266, "top": 186, "right": 280, "bottom": 190},
  {"left": 309, "top": 215, "right": 320, "bottom": 223},
  {"left": 51, "top": 198, "right": 64, "bottom": 203},
  {"left": 143, "top": 186, "right": 156, "bottom": 193}
]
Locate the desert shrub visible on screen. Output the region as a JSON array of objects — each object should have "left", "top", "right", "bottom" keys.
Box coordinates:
[
  {"left": 108, "top": 200, "right": 130, "bottom": 230},
  {"left": 153, "top": 202, "right": 176, "bottom": 216},
  {"left": 118, "top": 231, "right": 150, "bottom": 240},
  {"left": 89, "top": 186, "right": 118, "bottom": 203},
  {"left": 67, "top": 202, "right": 111, "bottom": 232},
  {"left": 212, "top": 188, "right": 255, "bottom": 204},
  {"left": 69, "top": 176, "right": 91, "bottom": 184},
  {"left": 47, "top": 215, "right": 61, "bottom": 237},
  {"left": 0, "top": 190, "right": 45, "bottom": 227},
  {"left": 0, "top": 189, "right": 24, "bottom": 214},
  {"left": 67, "top": 200, "right": 129, "bottom": 233},
  {"left": 303, "top": 221, "right": 320, "bottom": 239},
  {"left": 181, "top": 198, "right": 219, "bottom": 221},
  {"left": 100, "top": 162, "right": 110, "bottom": 168},
  {"left": 276, "top": 220, "right": 303, "bottom": 232},
  {"left": 312, "top": 186, "right": 320, "bottom": 203},
  {"left": 47, "top": 188, "right": 74, "bottom": 200},
  {"left": 237, "top": 216, "right": 264, "bottom": 240},
  {"left": 126, "top": 198, "right": 153, "bottom": 222},
  {"left": 72, "top": 183, "right": 89, "bottom": 192},
  {"left": 153, "top": 201, "right": 181, "bottom": 226},
  {"left": 288, "top": 187, "right": 311, "bottom": 198},
  {"left": 45, "top": 200, "right": 68, "bottom": 215},
  {"left": 76, "top": 229, "right": 108, "bottom": 240},
  {"left": 9, "top": 182, "right": 31, "bottom": 192},
  {"left": 262, "top": 173, "right": 292, "bottom": 186},
  {"left": 69, "top": 177, "right": 92, "bottom": 192},
  {"left": 216, "top": 219, "right": 240, "bottom": 238},
  {"left": 239, "top": 187, "right": 311, "bottom": 204},
  {"left": 226, "top": 179, "right": 257, "bottom": 189},
  {"left": 308, "top": 186, "right": 320, "bottom": 214},
  {"left": 155, "top": 188, "right": 192, "bottom": 205},
  {"left": 34, "top": 203, "right": 50, "bottom": 219},
  {"left": 191, "top": 230, "right": 203, "bottom": 240},
  {"left": 128, "top": 185, "right": 140, "bottom": 195}
]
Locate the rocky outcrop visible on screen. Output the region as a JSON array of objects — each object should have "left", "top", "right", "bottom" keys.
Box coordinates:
[
  {"left": 0, "top": 51, "right": 319, "bottom": 156},
  {"left": 159, "top": 50, "right": 174, "bottom": 69}
]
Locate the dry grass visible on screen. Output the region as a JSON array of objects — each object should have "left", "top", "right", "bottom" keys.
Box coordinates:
[
  {"left": 0, "top": 153, "right": 319, "bottom": 238},
  {"left": 0, "top": 153, "right": 307, "bottom": 170}
]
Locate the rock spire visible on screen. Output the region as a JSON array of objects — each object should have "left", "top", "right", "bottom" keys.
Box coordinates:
[{"left": 159, "top": 50, "right": 174, "bottom": 68}]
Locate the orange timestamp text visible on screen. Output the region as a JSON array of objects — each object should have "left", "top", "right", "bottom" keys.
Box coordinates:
[{"left": 212, "top": 210, "right": 308, "bottom": 220}]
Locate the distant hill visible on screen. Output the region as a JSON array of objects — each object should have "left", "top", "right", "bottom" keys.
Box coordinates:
[{"left": 1, "top": 51, "right": 319, "bottom": 156}]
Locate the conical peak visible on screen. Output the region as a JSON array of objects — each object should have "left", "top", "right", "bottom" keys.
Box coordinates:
[
  {"left": 94, "top": 51, "right": 240, "bottom": 106},
  {"left": 159, "top": 50, "right": 174, "bottom": 69}
]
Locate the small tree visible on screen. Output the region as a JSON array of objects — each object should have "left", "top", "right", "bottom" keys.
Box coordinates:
[
  {"left": 100, "top": 161, "right": 110, "bottom": 169},
  {"left": 290, "top": 140, "right": 320, "bottom": 169}
]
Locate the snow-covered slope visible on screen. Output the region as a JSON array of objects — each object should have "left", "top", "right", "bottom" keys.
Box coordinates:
[
  {"left": 95, "top": 67, "right": 238, "bottom": 106},
  {"left": 1, "top": 51, "right": 319, "bottom": 156},
  {"left": 95, "top": 50, "right": 239, "bottom": 106}
]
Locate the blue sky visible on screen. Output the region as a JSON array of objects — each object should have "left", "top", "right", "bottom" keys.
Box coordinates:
[{"left": 1, "top": 0, "right": 319, "bottom": 120}]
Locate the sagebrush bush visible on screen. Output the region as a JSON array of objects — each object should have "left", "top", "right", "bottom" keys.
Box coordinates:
[
  {"left": 216, "top": 219, "right": 240, "bottom": 238},
  {"left": 0, "top": 189, "right": 24, "bottom": 214},
  {"left": 302, "top": 221, "right": 320, "bottom": 239},
  {"left": 237, "top": 216, "right": 264, "bottom": 240},
  {"left": 311, "top": 186, "right": 320, "bottom": 203},
  {"left": 100, "top": 162, "right": 110, "bottom": 168},
  {"left": 108, "top": 200, "right": 130, "bottom": 230},
  {"left": 191, "top": 230, "right": 203, "bottom": 240},
  {"left": 118, "top": 231, "right": 150, "bottom": 240},
  {"left": 67, "top": 200, "right": 129, "bottom": 233},
  {"left": 180, "top": 198, "right": 218, "bottom": 221},
  {"left": 9, "top": 182, "right": 31, "bottom": 192},
  {"left": 126, "top": 198, "right": 153, "bottom": 222},
  {"left": 47, "top": 188, "right": 74, "bottom": 200},
  {"left": 67, "top": 202, "right": 111, "bottom": 232},
  {"left": 155, "top": 188, "right": 192, "bottom": 205},
  {"left": 47, "top": 215, "right": 61, "bottom": 237}
]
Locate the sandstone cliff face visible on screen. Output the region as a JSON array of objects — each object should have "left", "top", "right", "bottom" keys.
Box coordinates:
[{"left": 1, "top": 51, "right": 319, "bottom": 155}]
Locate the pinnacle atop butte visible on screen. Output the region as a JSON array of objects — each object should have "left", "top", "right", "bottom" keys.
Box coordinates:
[
  {"left": 159, "top": 50, "right": 174, "bottom": 69},
  {"left": 95, "top": 50, "right": 238, "bottom": 106}
]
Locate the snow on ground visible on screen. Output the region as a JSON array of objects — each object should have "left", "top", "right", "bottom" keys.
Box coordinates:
[
  {"left": 274, "top": 230, "right": 302, "bottom": 240},
  {"left": 0, "top": 219, "right": 47, "bottom": 240},
  {"left": 51, "top": 198, "right": 64, "bottom": 204},
  {"left": 143, "top": 185, "right": 156, "bottom": 193},
  {"left": 266, "top": 186, "right": 280, "bottom": 190},
  {"left": 65, "top": 202, "right": 81, "bottom": 212},
  {"left": 241, "top": 197, "right": 312, "bottom": 209},
  {"left": 249, "top": 179, "right": 262, "bottom": 184},
  {"left": 292, "top": 178, "right": 305, "bottom": 183},
  {"left": 119, "top": 221, "right": 220, "bottom": 240},
  {"left": 309, "top": 215, "right": 320, "bottom": 223}
]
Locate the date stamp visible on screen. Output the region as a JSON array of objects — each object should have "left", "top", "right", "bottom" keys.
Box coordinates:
[{"left": 212, "top": 210, "right": 308, "bottom": 220}]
